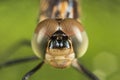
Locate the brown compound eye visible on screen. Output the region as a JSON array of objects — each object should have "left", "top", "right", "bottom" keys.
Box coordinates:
[
  {"left": 31, "top": 19, "right": 59, "bottom": 58},
  {"left": 59, "top": 18, "right": 88, "bottom": 58}
]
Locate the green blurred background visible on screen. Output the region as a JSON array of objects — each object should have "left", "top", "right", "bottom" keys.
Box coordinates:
[{"left": 0, "top": 0, "right": 120, "bottom": 80}]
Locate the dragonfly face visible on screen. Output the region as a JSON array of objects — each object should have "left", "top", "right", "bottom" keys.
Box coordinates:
[
  {"left": 31, "top": 18, "right": 88, "bottom": 68},
  {"left": 46, "top": 30, "right": 75, "bottom": 68}
]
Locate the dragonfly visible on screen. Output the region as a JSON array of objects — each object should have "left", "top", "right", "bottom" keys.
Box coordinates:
[{"left": 0, "top": 0, "right": 99, "bottom": 80}]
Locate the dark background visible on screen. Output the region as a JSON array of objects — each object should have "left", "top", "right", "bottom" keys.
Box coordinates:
[{"left": 0, "top": 0, "right": 120, "bottom": 80}]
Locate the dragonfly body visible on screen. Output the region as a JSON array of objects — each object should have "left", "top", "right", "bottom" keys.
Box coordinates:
[{"left": 0, "top": 0, "right": 99, "bottom": 80}]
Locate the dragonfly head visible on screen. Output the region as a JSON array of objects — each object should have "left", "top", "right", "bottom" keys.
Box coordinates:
[{"left": 32, "top": 18, "right": 88, "bottom": 68}]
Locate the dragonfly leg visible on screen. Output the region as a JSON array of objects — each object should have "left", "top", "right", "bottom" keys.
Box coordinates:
[
  {"left": 72, "top": 59, "right": 99, "bottom": 80},
  {"left": 0, "top": 56, "right": 39, "bottom": 68},
  {"left": 22, "top": 61, "right": 44, "bottom": 80}
]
